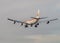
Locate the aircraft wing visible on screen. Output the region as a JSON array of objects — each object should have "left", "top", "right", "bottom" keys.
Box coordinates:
[
  {"left": 38, "top": 18, "right": 58, "bottom": 24},
  {"left": 8, "top": 18, "right": 23, "bottom": 24}
]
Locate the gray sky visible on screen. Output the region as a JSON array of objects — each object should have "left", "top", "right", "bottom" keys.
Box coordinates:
[{"left": 0, "top": 0, "right": 60, "bottom": 43}]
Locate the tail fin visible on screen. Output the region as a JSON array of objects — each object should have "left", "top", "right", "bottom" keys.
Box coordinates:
[
  {"left": 31, "top": 9, "right": 40, "bottom": 19},
  {"left": 36, "top": 9, "right": 40, "bottom": 18}
]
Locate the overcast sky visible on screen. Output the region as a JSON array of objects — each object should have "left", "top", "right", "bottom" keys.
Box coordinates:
[{"left": 0, "top": 0, "right": 60, "bottom": 43}]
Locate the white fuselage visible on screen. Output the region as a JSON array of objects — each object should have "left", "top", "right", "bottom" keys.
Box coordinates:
[{"left": 24, "top": 18, "right": 38, "bottom": 25}]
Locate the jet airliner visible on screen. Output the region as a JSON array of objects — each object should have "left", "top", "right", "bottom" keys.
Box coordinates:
[{"left": 8, "top": 9, "right": 58, "bottom": 28}]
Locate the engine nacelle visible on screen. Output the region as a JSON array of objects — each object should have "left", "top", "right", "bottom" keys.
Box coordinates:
[
  {"left": 35, "top": 25, "right": 38, "bottom": 27},
  {"left": 36, "top": 23, "right": 39, "bottom": 25},
  {"left": 47, "top": 21, "right": 50, "bottom": 24},
  {"left": 25, "top": 25, "right": 28, "bottom": 28}
]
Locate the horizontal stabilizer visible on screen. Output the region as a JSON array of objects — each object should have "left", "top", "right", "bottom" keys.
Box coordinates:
[
  {"left": 30, "top": 17, "right": 40, "bottom": 19},
  {"left": 31, "top": 17, "right": 47, "bottom": 19}
]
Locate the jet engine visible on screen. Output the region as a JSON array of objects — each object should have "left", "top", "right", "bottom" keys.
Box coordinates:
[
  {"left": 47, "top": 21, "right": 50, "bottom": 24},
  {"left": 25, "top": 24, "right": 28, "bottom": 28},
  {"left": 35, "top": 25, "right": 38, "bottom": 27},
  {"left": 34, "top": 23, "right": 39, "bottom": 27},
  {"left": 36, "top": 23, "right": 39, "bottom": 25}
]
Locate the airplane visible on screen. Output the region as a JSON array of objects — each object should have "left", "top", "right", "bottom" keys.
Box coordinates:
[{"left": 8, "top": 9, "right": 58, "bottom": 28}]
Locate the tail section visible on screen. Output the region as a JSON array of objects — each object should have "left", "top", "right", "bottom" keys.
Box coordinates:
[
  {"left": 31, "top": 9, "right": 40, "bottom": 19},
  {"left": 31, "top": 9, "right": 48, "bottom": 19}
]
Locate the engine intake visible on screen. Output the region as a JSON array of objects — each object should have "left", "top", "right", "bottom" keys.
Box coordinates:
[
  {"left": 47, "top": 21, "right": 50, "bottom": 24},
  {"left": 25, "top": 25, "right": 28, "bottom": 28}
]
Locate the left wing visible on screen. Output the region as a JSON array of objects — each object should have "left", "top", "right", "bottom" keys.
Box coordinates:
[
  {"left": 38, "top": 18, "right": 58, "bottom": 24},
  {"left": 8, "top": 18, "right": 23, "bottom": 24}
]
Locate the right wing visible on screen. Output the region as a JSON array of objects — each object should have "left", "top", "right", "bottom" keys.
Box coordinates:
[
  {"left": 38, "top": 18, "right": 58, "bottom": 24},
  {"left": 8, "top": 18, "right": 23, "bottom": 24}
]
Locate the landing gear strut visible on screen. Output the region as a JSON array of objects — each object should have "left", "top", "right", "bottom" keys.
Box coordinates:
[
  {"left": 31, "top": 24, "right": 33, "bottom": 27},
  {"left": 21, "top": 23, "right": 23, "bottom": 26}
]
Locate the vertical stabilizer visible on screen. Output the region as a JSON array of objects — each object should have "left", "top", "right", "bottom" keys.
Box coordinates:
[{"left": 36, "top": 9, "right": 40, "bottom": 18}]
